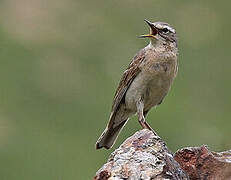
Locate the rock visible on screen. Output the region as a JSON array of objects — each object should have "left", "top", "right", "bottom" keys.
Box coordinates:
[
  {"left": 174, "top": 145, "right": 231, "bottom": 180},
  {"left": 94, "top": 129, "right": 188, "bottom": 180}
]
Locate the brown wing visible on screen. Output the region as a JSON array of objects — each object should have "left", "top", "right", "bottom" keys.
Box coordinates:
[{"left": 111, "top": 48, "right": 146, "bottom": 115}]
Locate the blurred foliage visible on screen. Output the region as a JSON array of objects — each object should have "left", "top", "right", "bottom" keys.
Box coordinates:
[{"left": 0, "top": 0, "right": 230, "bottom": 179}]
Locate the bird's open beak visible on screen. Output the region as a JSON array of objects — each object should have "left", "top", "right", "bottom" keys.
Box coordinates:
[{"left": 139, "top": 19, "right": 158, "bottom": 39}]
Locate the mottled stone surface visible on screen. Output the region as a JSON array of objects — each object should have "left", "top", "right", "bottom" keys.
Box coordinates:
[
  {"left": 174, "top": 145, "right": 231, "bottom": 180},
  {"left": 94, "top": 129, "right": 188, "bottom": 180}
]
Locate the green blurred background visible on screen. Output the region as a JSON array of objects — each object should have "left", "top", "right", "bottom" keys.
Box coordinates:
[{"left": 0, "top": 0, "right": 230, "bottom": 179}]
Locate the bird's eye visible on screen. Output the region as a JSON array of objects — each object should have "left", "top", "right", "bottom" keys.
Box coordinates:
[{"left": 162, "top": 28, "right": 169, "bottom": 33}]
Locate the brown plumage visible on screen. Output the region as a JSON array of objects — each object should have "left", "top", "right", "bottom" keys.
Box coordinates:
[{"left": 96, "top": 20, "right": 178, "bottom": 149}]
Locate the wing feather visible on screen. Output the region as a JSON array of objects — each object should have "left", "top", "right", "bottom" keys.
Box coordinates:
[{"left": 111, "top": 48, "right": 146, "bottom": 115}]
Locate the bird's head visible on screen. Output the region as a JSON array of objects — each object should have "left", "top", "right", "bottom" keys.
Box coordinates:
[{"left": 140, "top": 20, "right": 177, "bottom": 47}]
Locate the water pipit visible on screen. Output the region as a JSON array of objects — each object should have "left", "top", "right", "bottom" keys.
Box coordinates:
[{"left": 96, "top": 20, "right": 178, "bottom": 149}]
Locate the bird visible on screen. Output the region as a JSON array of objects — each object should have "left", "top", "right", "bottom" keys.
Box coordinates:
[{"left": 96, "top": 20, "right": 178, "bottom": 149}]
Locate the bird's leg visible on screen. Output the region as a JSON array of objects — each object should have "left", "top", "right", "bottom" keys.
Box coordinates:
[{"left": 136, "top": 99, "right": 157, "bottom": 136}]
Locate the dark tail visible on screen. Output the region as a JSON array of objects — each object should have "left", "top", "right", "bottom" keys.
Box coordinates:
[{"left": 95, "top": 120, "right": 127, "bottom": 149}]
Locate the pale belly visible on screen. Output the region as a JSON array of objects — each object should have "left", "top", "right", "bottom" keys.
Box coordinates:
[{"left": 125, "top": 70, "right": 174, "bottom": 112}]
